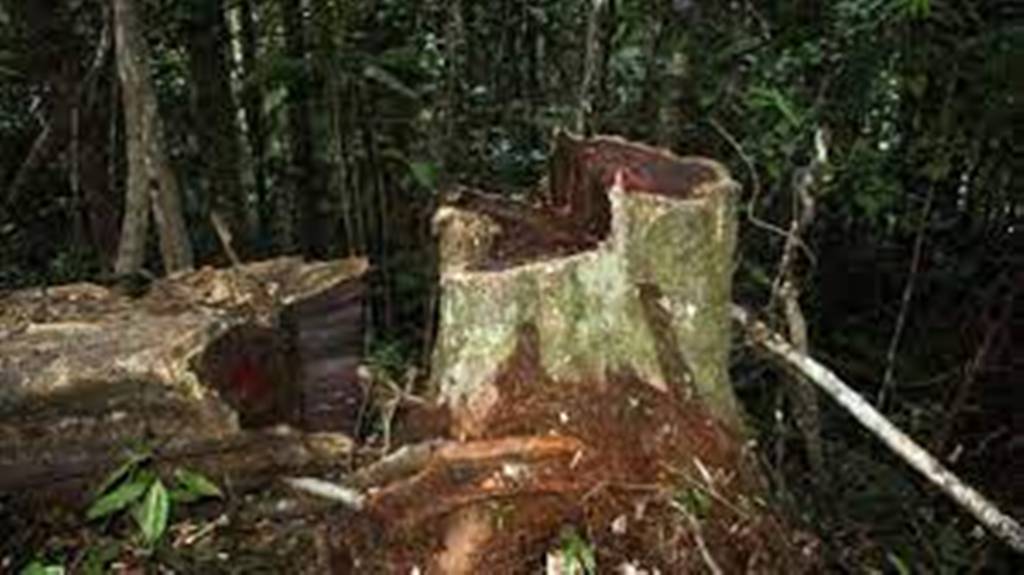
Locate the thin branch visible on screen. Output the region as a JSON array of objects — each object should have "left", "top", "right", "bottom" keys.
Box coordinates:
[
  {"left": 282, "top": 476, "right": 366, "bottom": 510},
  {"left": 877, "top": 184, "right": 935, "bottom": 408},
  {"left": 575, "top": 0, "right": 607, "bottom": 134},
  {"left": 731, "top": 305, "right": 1024, "bottom": 554},
  {"left": 707, "top": 117, "right": 813, "bottom": 255},
  {"left": 210, "top": 210, "right": 243, "bottom": 267},
  {"left": 766, "top": 127, "right": 829, "bottom": 475}
]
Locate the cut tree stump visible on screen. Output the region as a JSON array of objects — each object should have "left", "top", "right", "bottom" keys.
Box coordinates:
[
  {"left": 337, "top": 134, "right": 816, "bottom": 574},
  {"left": 0, "top": 257, "right": 366, "bottom": 495},
  {"left": 432, "top": 133, "right": 742, "bottom": 435}
]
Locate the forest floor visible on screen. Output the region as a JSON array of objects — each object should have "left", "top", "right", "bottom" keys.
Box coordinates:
[{"left": 4, "top": 344, "right": 819, "bottom": 574}]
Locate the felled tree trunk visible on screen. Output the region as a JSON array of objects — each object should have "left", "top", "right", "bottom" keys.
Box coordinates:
[
  {"left": 337, "top": 135, "right": 814, "bottom": 573},
  {"left": 0, "top": 257, "right": 366, "bottom": 495}
]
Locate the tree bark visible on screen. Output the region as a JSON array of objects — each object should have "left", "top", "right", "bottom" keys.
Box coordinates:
[
  {"left": 334, "top": 135, "right": 813, "bottom": 573},
  {"left": 184, "top": 0, "right": 249, "bottom": 252},
  {"left": 237, "top": 0, "right": 270, "bottom": 245},
  {"left": 0, "top": 257, "right": 367, "bottom": 495},
  {"left": 282, "top": 0, "right": 329, "bottom": 258},
  {"left": 312, "top": 0, "right": 352, "bottom": 255},
  {"left": 432, "top": 134, "right": 743, "bottom": 433},
  {"left": 113, "top": 0, "right": 194, "bottom": 274}
]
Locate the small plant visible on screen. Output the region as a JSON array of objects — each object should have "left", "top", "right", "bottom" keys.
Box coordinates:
[
  {"left": 671, "top": 486, "right": 712, "bottom": 520},
  {"left": 86, "top": 450, "right": 224, "bottom": 549},
  {"left": 553, "top": 526, "right": 597, "bottom": 575},
  {"left": 19, "top": 560, "right": 64, "bottom": 575}
]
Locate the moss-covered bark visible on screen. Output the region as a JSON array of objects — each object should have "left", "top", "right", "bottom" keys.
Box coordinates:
[{"left": 432, "top": 135, "right": 743, "bottom": 433}]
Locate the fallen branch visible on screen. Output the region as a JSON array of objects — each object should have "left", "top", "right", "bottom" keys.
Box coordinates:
[
  {"left": 294, "top": 436, "right": 586, "bottom": 526},
  {"left": 282, "top": 476, "right": 366, "bottom": 510},
  {"left": 731, "top": 304, "right": 1024, "bottom": 553}
]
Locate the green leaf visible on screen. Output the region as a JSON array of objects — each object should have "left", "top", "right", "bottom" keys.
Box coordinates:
[
  {"left": 169, "top": 487, "right": 201, "bottom": 504},
  {"left": 749, "top": 86, "right": 802, "bottom": 127},
  {"left": 87, "top": 479, "right": 149, "bottom": 521},
  {"left": 81, "top": 542, "right": 121, "bottom": 575},
  {"left": 905, "top": 0, "right": 931, "bottom": 18},
  {"left": 174, "top": 468, "right": 224, "bottom": 500},
  {"left": 134, "top": 480, "right": 170, "bottom": 546},
  {"left": 19, "top": 561, "right": 64, "bottom": 575},
  {"left": 409, "top": 161, "right": 438, "bottom": 189},
  {"left": 93, "top": 451, "right": 150, "bottom": 498},
  {"left": 886, "top": 552, "right": 912, "bottom": 575},
  {"left": 559, "top": 527, "right": 597, "bottom": 575},
  {"left": 672, "top": 487, "right": 712, "bottom": 518}
]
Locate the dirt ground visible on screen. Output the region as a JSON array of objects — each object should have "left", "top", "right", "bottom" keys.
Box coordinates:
[
  {"left": 3, "top": 327, "right": 820, "bottom": 574},
  {"left": 331, "top": 326, "right": 820, "bottom": 573}
]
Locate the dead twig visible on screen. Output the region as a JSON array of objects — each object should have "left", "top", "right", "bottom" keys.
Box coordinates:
[
  {"left": 876, "top": 184, "right": 935, "bottom": 408},
  {"left": 766, "top": 127, "right": 829, "bottom": 476},
  {"left": 707, "top": 117, "right": 811, "bottom": 252}
]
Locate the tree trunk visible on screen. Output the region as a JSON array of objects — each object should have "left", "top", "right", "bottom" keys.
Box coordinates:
[
  {"left": 282, "top": 0, "right": 329, "bottom": 258},
  {"left": 312, "top": 0, "right": 352, "bottom": 255},
  {"left": 113, "top": 0, "right": 194, "bottom": 274},
  {"left": 0, "top": 257, "right": 367, "bottom": 496},
  {"left": 433, "top": 133, "right": 742, "bottom": 433},
  {"left": 335, "top": 136, "right": 813, "bottom": 572},
  {"left": 237, "top": 0, "right": 270, "bottom": 246},
  {"left": 184, "top": 0, "right": 249, "bottom": 251},
  {"left": 342, "top": 134, "right": 814, "bottom": 573}
]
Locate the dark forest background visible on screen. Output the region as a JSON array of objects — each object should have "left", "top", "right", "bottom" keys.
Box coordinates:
[{"left": 1, "top": 0, "right": 1021, "bottom": 570}]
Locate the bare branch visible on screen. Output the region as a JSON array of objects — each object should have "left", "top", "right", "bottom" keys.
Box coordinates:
[
  {"left": 707, "top": 117, "right": 810, "bottom": 251},
  {"left": 877, "top": 184, "right": 935, "bottom": 408}
]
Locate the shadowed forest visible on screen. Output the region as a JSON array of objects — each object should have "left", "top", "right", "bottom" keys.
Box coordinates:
[{"left": 0, "top": 0, "right": 1021, "bottom": 573}]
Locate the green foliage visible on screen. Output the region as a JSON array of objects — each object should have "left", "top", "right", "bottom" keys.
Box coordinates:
[
  {"left": 87, "top": 451, "right": 222, "bottom": 549},
  {"left": 671, "top": 487, "right": 712, "bottom": 520},
  {"left": 408, "top": 160, "right": 438, "bottom": 190},
  {"left": 132, "top": 480, "right": 170, "bottom": 547},
  {"left": 86, "top": 476, "right": 150, "bottom": 521},
  {"left": 556, "top": 526, "right": 597, "bottom": 575},
  {"left": 171, "top": 468, "right": 225, "bottom": 503},
  {"left": 19, "top": 561, "right": 64, "bottom": 575}
]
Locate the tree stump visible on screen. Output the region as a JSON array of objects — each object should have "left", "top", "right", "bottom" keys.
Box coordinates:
[
  {"left": 432, "top": 133, "right": 742, "bottom": 435},
  {"left": 339, "top": 135, "right": 815, "bottom": 573}
]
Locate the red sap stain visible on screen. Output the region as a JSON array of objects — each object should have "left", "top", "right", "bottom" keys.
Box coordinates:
[{"left": 227, "top": 356, "right": 272, "bottom": 406}]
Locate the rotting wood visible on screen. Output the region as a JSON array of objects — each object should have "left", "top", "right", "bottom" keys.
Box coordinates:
[
  {"left": 0, "top": 257, "right": 367, "bottom": 496},
  {"left": 0, "top": 426, "right": 353, "bottom": 497},
  {"left": 731, "top": 304, "right": 1024, "bottom": 554}
]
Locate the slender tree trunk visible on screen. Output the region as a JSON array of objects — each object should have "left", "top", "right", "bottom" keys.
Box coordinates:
[
  {"left": 184, "top": 0, "right": 248, "bottom": 252},
  {"left": 439, "top": 0, "right": 465, "bottom": 181},
  {"left": 575, "top": 0, "right": 606, "bottom": 134},
  {"left": 312, "top": 0, "right": 351, "bottom": 254},
  {"left": 113, "top": 0, "right": 194, "bottom": 274},
  {"left": 238, "top": 0, "right": 270, "bottom": 246},
  {"left": 282, "top": 0, "right": 328, "bottom": 258}
]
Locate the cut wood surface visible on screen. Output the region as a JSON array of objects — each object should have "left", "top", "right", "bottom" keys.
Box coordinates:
[{"left": 0, "top": 257, "right": 367, "bottom": 495}]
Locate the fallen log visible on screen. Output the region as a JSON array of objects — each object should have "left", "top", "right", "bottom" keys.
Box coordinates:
[{"left": 0, "top": 257, "right": 367, "bottom": 496}]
